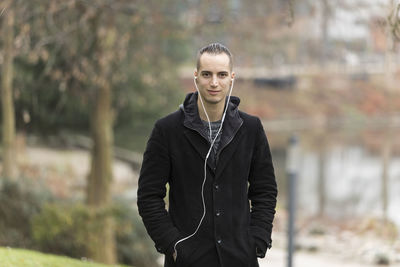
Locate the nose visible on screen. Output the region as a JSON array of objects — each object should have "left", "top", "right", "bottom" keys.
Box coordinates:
[{"left": 210, "top": 75, "right": 218, "bottom": 87}]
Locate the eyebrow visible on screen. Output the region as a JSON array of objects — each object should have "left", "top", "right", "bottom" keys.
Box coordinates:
[{"left": 201, "top": 71, "right": 229, "bottom": 74}]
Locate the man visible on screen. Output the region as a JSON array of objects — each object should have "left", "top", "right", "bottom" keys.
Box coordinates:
[{"left": 137, "top": 43, "right": 277, "bottom": 267}]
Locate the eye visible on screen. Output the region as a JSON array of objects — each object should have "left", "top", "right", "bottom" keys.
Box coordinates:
[
  {"left": 218, "top": 73, "right": 228, "bottom": 78},
  {"left": 201, "top": 72, "right": 210, "bottom": 78}
]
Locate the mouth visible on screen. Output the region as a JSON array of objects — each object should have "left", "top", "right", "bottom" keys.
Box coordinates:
[{"left": 207, "top": 90, "right": 220, "bottom": 96}]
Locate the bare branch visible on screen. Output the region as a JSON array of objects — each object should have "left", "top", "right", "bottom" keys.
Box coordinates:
[
  {"left": 76, "top": 0, "right": 137, "bottom": 15},
  {"left": 0, "top": 7, "right": 6, "bottom": 17},
  {"left": 0, "top": 0, "right": 12, "bottom": 18},
  {"left": 287, "top": 0, "right": 295, "bottom": 27},
  {"left": 388, "top": 1, "right": 400, "bottom": 41}
]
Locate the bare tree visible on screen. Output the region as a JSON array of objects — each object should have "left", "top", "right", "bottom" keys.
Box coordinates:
[
  {"left": 380, "top": 0, "right": 397, "bottom": 224},
  {"left": 317, "top": 142, "right": 327, "bottom": 217},
  {"left": 385, "top": 0, "right": 398, "bottom": 90},
  {"left": 320, "top": 0, "right": 331, "bottom": 66},
  {"left": 380, "top": 130, "right": 392, "bottom": 223},
  {"left": 1, "top": 0, "right": 16, "bottom": 180},
  {"left": 388, "top": 0, "right": 400, "bottom": 41},
  {"left": 83, "top": 8, "right": 118, "bottom": 264}
]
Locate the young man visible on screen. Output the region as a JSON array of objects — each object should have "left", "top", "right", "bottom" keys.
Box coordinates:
[{"left": 137, "top": 43, "right": 277, "bottom": 267}]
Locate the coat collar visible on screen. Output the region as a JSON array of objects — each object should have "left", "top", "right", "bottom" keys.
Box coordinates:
[
  {"left": 180, "top": 92, "right": 242, "bottom": 137},
  {"left": 180, "top": 92, "right": 244, "bottom": 177}
]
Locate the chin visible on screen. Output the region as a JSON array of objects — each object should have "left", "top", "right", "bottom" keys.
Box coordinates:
[{"left": 205, "top": 97, "right": 224, "bottom": 105}]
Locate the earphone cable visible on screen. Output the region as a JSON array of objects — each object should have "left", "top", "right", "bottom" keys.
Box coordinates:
[{"left": 173, "top": 77, "right": 235, "bottom": 259}]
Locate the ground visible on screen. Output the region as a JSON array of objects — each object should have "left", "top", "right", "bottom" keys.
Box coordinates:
[
  {"left": 0, "top": 247, "right": 129, "bottom": 267},
  {"left": 259, "top": 247, "right": 400, "bottom": 267},
  {"left": 6, "top": 144, "right": 400, "bottom": 266}
]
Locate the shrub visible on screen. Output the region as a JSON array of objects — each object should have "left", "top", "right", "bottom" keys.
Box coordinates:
[
  {"left": 31, "top": 203, "right": 89, "bottom": 258},
  {"left": 113, "top": 198, "right": 160, "bottom": 267},
  {"left": 0, "top": 178, "right": 159, "bottom": 266},
  {"left": 0, "top": 177, "right": 52, "bottom": 248},
  {"left": 32, "top": 200, "right": 160, "bottom": 267}
]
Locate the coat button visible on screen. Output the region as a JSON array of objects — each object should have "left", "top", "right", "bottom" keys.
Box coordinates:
[
  {"left": 215, "top": 211, "right": 221, "bottom": 217},
  {"left": 214, "top": 184, "right": 219, "bottom": 190},
  {"left": 217, "top": 239, "right": 222, "bottom": 244}
]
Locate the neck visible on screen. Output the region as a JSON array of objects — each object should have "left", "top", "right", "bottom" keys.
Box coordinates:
[{"left": 197, "top": 97, "right": 226, "bottom": 122}]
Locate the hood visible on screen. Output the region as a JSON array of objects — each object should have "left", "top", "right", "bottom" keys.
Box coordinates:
[{"left": 179, "top": 91, "right": 242, "bottom": 137}]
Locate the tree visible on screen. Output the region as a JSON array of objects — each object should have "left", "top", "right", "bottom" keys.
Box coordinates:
[
  {"left": 85, "top": 9, "right": 118, "bottom": 263},
  {"left": 2, "top": 0, "right": 188, "bottom": 263},
  {"left": 1, "top": 0, "right": 16, "bottom": 180},
  {"left": 388, "top": 0, "right": 400, "bottom": 41}
]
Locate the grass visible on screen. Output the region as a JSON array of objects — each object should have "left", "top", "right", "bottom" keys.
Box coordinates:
[{"left": 0, "top": 247, "right": 130, "bottom": 267}]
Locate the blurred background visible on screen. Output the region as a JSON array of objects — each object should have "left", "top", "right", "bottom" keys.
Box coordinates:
[{"left": 1, "top": 0, "right": 400, "bottom": 266}]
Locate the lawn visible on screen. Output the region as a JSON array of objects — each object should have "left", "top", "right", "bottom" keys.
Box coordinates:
[{"left": 0, "top": 247, "right": 130, "bottom": 267}]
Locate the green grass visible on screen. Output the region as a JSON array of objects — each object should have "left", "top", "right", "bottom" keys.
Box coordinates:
[{"left": 0, "top": 247, "right": 130, "bottom": 267}]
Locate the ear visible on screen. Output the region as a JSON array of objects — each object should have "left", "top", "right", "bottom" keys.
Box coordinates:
[
  {"left": 194, "top": 69, "right": 198, "bottom": 79},
  {"left": 231, "top": 72, "right": 235, "bottom": 80}
]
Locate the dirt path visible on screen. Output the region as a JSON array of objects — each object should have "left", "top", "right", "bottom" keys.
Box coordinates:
[
  {"left": 17, "top": 146, "right": 139, "bottom": 199},
  {"left": 259, "top": 248, "right": 400, "bottom": 267}
]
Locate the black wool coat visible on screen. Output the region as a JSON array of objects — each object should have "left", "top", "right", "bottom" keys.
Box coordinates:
[{"left": 137, "top": 92, "right": 277, "bottom": 267}]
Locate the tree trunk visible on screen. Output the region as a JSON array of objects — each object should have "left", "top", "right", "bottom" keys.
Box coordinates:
[
  {"left": 83, "top": 9, "right": 117, "bottom": 263},
  {"left": 317, "top": 145, "right": 326, "bottom": 217},
  {"left": 381, "top": 127, "right": 393, "bottom": 224},
  {"left": 320, "top": 0, "right": 329, "bottom": 67},
  {"left": 86, "top": 82, "right": 117, "bottom": 264},
  {"left": 380, "top": 0, "right": 396, "bottom": 223},
  {"left": 1, "top": 3, "right": 16, "bottom": 180},
  {"left": 87, "top": 85, "right": 113, "bottom": 206},
  {"left": 314, "top": 133, "right": 327, "bottom": 218},
  {"left": 385, "top": 0, "right": 396, "bottom": 91}
]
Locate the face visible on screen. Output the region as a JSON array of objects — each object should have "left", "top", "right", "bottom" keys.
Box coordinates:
[{"left": 195, "top": 53, "right": 235, "bottom": 106}]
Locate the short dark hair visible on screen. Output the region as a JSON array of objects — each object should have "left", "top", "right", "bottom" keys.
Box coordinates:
[{"left": 196, "top": 43, "right": 233, "bottom": 71}]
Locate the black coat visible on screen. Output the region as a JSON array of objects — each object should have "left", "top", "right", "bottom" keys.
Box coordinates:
[{"left": 137, "top": 92, "right": 277, "bottom": 267}]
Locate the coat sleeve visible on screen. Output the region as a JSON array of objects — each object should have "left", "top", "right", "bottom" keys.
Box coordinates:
[
  {"left": 137, "top": 121, "right": 181, "bottom": 256},
  {"left": 248, "top": 118, "right": 278, "bottom": 258}
]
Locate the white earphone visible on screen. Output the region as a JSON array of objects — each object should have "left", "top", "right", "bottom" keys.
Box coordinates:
[{"left": 173, "top": 74, "right": 235, "bottom": 259}]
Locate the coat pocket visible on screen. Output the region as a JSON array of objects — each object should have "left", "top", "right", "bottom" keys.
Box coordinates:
[
  {"left": 175, "top": 237, "right": 200, "bottom": 267},
  {"left": 246, "top": 228, "right": 257, "bottom": 257},
  {"left": 246, "top": 228, "right": 260, "bottom": 267}
]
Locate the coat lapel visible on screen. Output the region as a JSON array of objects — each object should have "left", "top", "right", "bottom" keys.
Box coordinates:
[
  {"left": 180, "top": 91, "right": 245, "bottom": 177},
  {"left": 215, "top": 128, "right": 245, "bottom": 179},
  {"left": 183, "top": 129, "right": 214, "bottom": 171}
]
